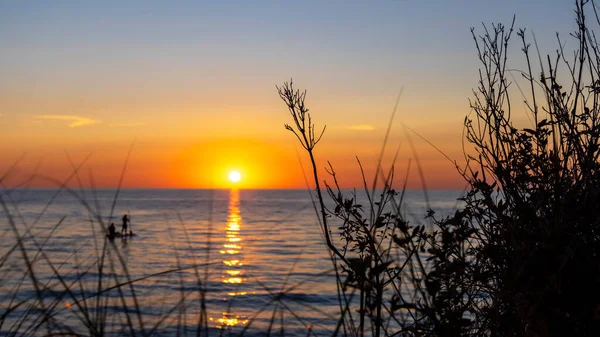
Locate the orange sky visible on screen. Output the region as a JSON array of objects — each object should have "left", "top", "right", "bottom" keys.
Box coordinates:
[
  {"left": 0, "top": 113, "right": 467, "bottom": 189},
  {"left": 0, "top": 1, "right": 574, "bottom": 189}
]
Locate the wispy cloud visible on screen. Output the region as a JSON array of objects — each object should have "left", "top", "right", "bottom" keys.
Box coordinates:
[
  {"left": 39, "top": 115, "right": 100, "bottom": 127},
  {"left": 108, "top": 122, "right": 145, "bottom": 127},
  {"left": 346, "top": 124, "right": 376, "bottom": 131}
]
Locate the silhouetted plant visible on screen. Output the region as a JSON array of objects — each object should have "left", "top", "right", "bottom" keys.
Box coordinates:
[
  {"left": 280, "top": 1, "right": 600, "bottom": 336},
  {"left": 279, "top": 81, "right": 439, "bottom": 337},
  {"left": 418, "top": 0, "right": 600, "bottom": 335},
  {"left": 456, "top": 0, "right": 600, "bottom": 335}
]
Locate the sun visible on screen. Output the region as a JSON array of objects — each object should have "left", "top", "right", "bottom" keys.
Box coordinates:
[{"left": 228, "top": 171, "right": 242, "bottom": 183}]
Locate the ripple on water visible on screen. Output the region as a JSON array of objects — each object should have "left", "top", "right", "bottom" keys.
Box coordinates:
[{"left": 0, "top": 188, "right": 462, "bottom": 336}]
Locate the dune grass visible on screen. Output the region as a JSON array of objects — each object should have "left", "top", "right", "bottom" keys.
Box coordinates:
[{"left": 0, "top": 161, "right": 334, "bottom": 337}]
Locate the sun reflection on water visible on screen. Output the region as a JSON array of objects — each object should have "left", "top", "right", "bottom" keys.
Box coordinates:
[{"left": 217, "top": 188, "right": 248, "bottom": 328}]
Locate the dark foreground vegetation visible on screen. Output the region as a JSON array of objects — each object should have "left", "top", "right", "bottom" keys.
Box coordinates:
[
  {"left": 279, "top": 0, "right": 600, "bottom": 336},
  {"left": 3, "top": 0, "right": 600, "bottom": 336}
]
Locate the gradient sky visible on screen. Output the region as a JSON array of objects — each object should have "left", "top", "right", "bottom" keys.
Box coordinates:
[{"left": 0, "top": 0, "right": 576, "bottom": 189}]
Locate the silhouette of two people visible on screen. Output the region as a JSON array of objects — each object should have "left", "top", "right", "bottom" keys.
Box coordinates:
[{"left": 107, "top": 215, "right": 131, "bottom": 239}]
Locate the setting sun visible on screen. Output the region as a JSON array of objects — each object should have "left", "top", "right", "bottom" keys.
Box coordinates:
[{"left": 228, "top": 171, "right": 242, "bottom": 183}]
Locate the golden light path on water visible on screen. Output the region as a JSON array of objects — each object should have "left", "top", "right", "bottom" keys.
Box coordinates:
[{"left": 217, "top": 189, "right": 248, "bottom": 328}]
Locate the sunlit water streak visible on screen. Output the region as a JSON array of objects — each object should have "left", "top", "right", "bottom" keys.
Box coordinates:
[
  {"left": 0, "top": 188, "right": 463, "bottom": 336},
  {"left": 218, "top": 189, "right": 248, "bottom": 328}
]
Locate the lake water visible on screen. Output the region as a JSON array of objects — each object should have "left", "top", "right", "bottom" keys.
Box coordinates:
[{"left": 0, "top": 188, "right": 464, "bottom": 336}]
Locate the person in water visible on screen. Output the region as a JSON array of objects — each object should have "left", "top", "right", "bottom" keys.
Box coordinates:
[
  {"left": 121, "top": 214, "right": 130, "bottom": 235},
  {"left": 108, "top": 222, "right": 116, "bottom": 237}
]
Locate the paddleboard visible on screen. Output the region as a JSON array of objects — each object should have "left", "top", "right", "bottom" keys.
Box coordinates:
[{"left": 106, "top": 232, "right": 136, "bottom": 239}]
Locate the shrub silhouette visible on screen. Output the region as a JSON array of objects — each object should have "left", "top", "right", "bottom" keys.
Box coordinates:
[
  {"left": 458, "top": 0, "right": 600, "bottom": 335},
  {"left": 280, "top": 1, "right": 600, "bottom": 336}
]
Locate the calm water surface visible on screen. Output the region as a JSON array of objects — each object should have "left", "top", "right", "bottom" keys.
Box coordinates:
[{"left": 0, "top": 188, "right": 463, "bottom": 336}]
